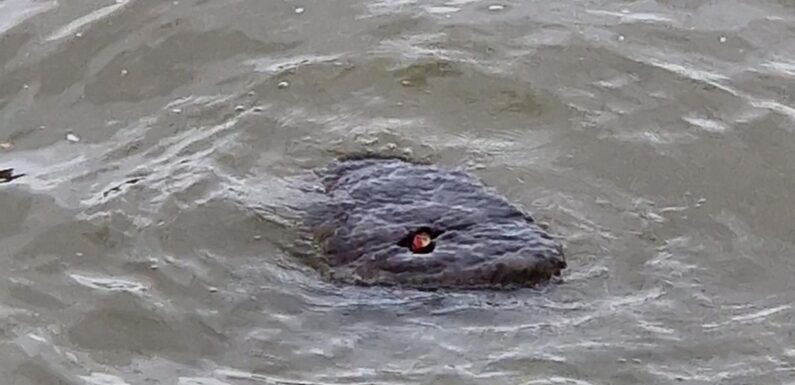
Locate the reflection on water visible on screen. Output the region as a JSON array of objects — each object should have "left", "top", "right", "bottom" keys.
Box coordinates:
[{"left": 1, "top": 0, "right": 795, "bottom": 384}]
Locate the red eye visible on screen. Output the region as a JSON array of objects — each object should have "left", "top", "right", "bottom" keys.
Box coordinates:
[{"left": 411, "top": 233, "right": 431, "bottom": 252}]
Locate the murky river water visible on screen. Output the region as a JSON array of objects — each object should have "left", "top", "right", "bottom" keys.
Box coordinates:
[{"left": 1, "top": 0, "right": 795, "bottom": 384}]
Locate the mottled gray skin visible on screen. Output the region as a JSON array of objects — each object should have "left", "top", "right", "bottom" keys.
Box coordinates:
[{"left": 309, "top": 156, "right": 566, "bottom": 290}]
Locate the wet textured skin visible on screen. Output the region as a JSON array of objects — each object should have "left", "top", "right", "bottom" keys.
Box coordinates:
[{"left": 307, "top": 155, "right": 567, "bottom": 290}]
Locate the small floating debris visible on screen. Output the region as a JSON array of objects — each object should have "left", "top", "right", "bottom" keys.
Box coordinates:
[
  {"left": 65, "top": 352, "right": 79, "bottom": 363},
  {"left": 75, "top": 32, "right": 83, "bottom": 38},
  {"left": 618, "top": 35, "right": 625, "bottom": 41},
  {"left": 66, "top": 133, "right": 80, "bottom": 143},
  {"left": 120, "top": 69, "right": 128, "bottom": 76},
  {"left": 537, "top": 221, "right": 551, "bottom": 231},
  {"left": 379, "top": 144, "right": 397, "bottom": 153},
  {"left": 22, "top": 84, "right": 29, "bottom": 89},
  {"left": 645, "top": 212, "right": 665, "bottom": 223},
  {"left": 79, "top": 373, "right": 130, "bottom": 385},
  {"left": 719, "top": 36, "right": 727, "bottom": 43},
  {"left": 294, "top": 6, "right": 305, "bottom": 14},
  {"left": 659, "top": 205, "right": 688, "bottom": 213},
  {"left": 75, "top": 252, "right": 84, "bottom": 257},
  {"left": 400, "top": 79, "right": 412, "bottom": 87},
  {"left": 487, "top": 4, "right": 505, "bottom": 11},
  {"left": 0, "top": 168, "right": 24, "bottom": 183},
  {"left": 426, "top": 6, "right": 461, "bottom": 14},
  {"left": 354, "top": 135, "right": 378, "bottom": 145},
  {"left": 277, "top": 81, "right": 290, "bottom": 89},
  {"left": 70, "top": 273, "right": 147, "bottom": 293}
]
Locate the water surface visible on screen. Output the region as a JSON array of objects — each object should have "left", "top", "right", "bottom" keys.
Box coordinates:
[{"left": 1, "top": 0, "right": 794, "bottom": 384}]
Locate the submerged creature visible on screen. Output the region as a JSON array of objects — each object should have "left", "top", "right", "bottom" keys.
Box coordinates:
[{"left": 307, "top": 155, "right": 566, "bottom": 290}]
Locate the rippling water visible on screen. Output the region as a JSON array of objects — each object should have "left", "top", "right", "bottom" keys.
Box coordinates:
[{"left": 1, "top": 0, "right": 794, "bottom": 384}]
